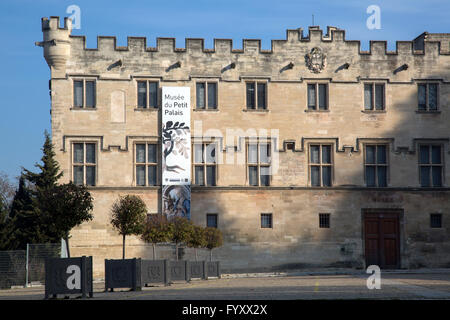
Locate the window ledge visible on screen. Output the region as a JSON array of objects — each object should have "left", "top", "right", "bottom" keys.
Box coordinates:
[
  {"left": 70, "top": 107, "right": 97, "bottom": 111},
  {"left": 361, "top": 110, "right": 386, "bottom": 114},
  {"left": 304, "top": 109, "right": 330, "bottom": 113},
  {"left": 416, "top": 110, "right": 441, "bottom": 114},
  {"left": 193, "top": 108, "right": 219, "bottom": 112},
  {"left": 242, "top": 109, "right": 269, "bottom": 112},
  {"left": 134, "top": 107, "right": 159, "bottom": 111}
]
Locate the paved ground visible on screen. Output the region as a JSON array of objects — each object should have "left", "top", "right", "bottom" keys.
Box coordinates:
[{"left": 0, "top": 271, "right": 449, "bottom": 300}]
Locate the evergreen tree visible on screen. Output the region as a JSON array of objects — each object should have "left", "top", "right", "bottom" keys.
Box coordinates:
[
  {"left": 0, "top": 199, "right": 13, "bottom": 250},
  {"left": 22, "top": 131, "right": 63, "bottom": 244},
  {"left": 8, "top": 175, "right": 46, "bottom": 249},
  {"left": 22, "top": 130, "right": 63, "bottom": 191}
]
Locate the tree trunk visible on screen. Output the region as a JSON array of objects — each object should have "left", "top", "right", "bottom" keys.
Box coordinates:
[
  {"left": 122, "top": 234, "right": 126, "bottom": 259},
  {"left": 65, "top": 236, "right": 71, "bottom": 258},
  {"left": 195, "top": 248, "right": 198, "bottom": 261},
  {"left": 210, "top": 249, "right": 213, "bottom": 261},
  {"left": 153, "top": 243, "right": 156, "bottom": 260},
  {"left": 176, "top": 243, "right": 179, "bottom": 261}
]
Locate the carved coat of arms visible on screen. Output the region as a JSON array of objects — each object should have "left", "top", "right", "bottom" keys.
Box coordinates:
[{"left": 305, "top": 47, "right": 327, "bottom": 73}]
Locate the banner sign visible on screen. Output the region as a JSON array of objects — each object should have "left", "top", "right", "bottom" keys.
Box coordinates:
[
  {"left": 162, "top": 86, "right": 191, "bottom": 185},
  {"left": 162, "top": 87, "right": 191, "bottom": 220}
]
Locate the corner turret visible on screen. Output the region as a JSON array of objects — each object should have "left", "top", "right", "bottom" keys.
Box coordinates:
[{"left": 36, "top": 17, "right": 72, "bottom": 74}]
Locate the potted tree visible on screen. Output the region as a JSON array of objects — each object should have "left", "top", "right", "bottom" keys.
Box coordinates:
[
  {"left": 186, "top": 225, "right": 206, "bottom": 261},
  {"left": 203, "top": 227, "right": 223, "bottom": 279},
  {"left": 107, "top": 195, "right": 147, "bottom": 291},
  {"left": 141, "top": 214, "right": 173, "bottom": 260},
  {"left": 170, "top": 216, "right": 193, "bottom": 261}
]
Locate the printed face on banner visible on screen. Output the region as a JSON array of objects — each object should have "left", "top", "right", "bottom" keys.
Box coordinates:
[{"left": 162, "top": 87, "right": 191, "bottom": 185}]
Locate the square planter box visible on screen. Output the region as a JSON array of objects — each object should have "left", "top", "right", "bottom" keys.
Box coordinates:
[
  {"left": 168, "top": 260, "right": 190, "bottom": 282},
  {"left": 205, "top": 261, "right": 221, "bottom": 279},
  {"left": 45, "top": 256, "right": 93, "bottom": 299},
  {"left": 105, "top": 258, "right": 141, "bottom": 291},
  {"left": 141, "top": 260, "right": 169, "bottom": 286},
  {"left": 189, "top": 261, "right": 206, "bottom": 280}
]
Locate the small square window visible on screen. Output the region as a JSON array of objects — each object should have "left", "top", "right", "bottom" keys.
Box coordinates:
[
  {"left": 430, "top": 214, "right": 442, "bottom": 228},
  {"left": 261, "top": 213, "right": 273, "bottom": 228},
  {"left": 319, "top": 213, "right": 330, "bottom": 228},
  {"left": 206, "top": 214, "right": 218, "bottom": 228}
]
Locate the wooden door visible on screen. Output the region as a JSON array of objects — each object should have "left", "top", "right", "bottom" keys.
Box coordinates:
[{"left": 364, "top": 212, "right": 400, "bottom": 269}]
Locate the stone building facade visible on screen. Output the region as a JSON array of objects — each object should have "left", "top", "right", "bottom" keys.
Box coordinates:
[{"left": 37, "top": 17, "right": 450, "bottom": 278}]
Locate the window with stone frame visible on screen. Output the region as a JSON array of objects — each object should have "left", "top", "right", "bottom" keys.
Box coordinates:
[
  {"left": 419, "top": 144, "right": 443, "bottom": 187},
  {"left": 364, "top": 83, "right": 385, "bottom": 111},
  {"left": 193, "top": 142, "right": 217, "bottom": 186},
  {"left": 418, "top": 83, "right": 439, "bottom": 111},
  {"left": 248, "top": 142, "right": 271, "bottom": 186},
  {"left": 135, "top": 143, "right": 158, "bottom": 186},
  {"left": 309, "top": 144, "right": 333, "bottom": 187},
  {"left": 73, "top": 79, "right": 96, "bottom": 108},
  {"left": 246, "top": 81, "right": 267, "bottom": 110},
  {"left": 196, "top": 82, "right": 218, "bottom": 109},
  {"left": 364, "top": 144, "right": 388, "bottom": 187},
  {"left": 73, "top": 142, "right": 96, "bottom": 186},
  {"left": 137, "top": 80, "right": 159, "bottom": 108},
  {"left": 307, "top": 83, "right": 328, "bottom": 110}
]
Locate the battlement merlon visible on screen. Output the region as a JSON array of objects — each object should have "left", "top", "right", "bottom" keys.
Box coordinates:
[{"left": 36, "top": 17, "right": 72, "bottom": 74}]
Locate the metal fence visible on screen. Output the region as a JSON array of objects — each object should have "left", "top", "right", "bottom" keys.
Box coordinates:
[{"left": 0, "top": 243, "right": 61, "bottom": 289}]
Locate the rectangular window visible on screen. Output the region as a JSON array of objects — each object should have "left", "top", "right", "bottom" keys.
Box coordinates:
[
  {"left": 206, "top": 214, "right": 218, "bottom": 228},
  {"left": 135, "top": 143, "right": 158, "bottom": 186},
  {"left": 246, "top": 82, "right": 267, "bottom": 110},
  {"left": 193, "top": 142, "right": 217, "bottom": 186},
  {"left": 430, "top": 213, "right": 442, "bottom": 228},
  {"left": 261, "top": 213, "right": 273, "bottom": 228},
  {"left": 85, "top": 81, "right": 96, "bottom": 108},
  {"left": 364, "top": 144, "right": 388, "bottom": 187},
  {"left": 247, "top": 142, "right": 271, "bottom": 186},
  {"left": 73, "top": 80, "right": 84, "bottom": 107},
  {"left": 307, "top": 83, "right": 328, "bottom": 110},
  {"left": 73, "top": 142, "right": 96, "bottom": 186},
  {"left": 73, "top": 79, "right": 96, "bottom": 108},
  {"left": 137, "top": 81, "right": 159, "bottom": 108},
  {"left": 364, "top": 83, "right": 384, "bottom": 111},
  {"left": 319, "top": 213, "right": 330, "bottom": 228},
  {"left": 138, "top": 81, "right": 147, "bottom": 108},
  {"left": 419, "top": 145, "right": 443, "bottom": 187},
  {"left": 309, "top": 144, "right": 333, "bottom": 187},
  {"left": 418, "top": 83, "right": 439, "bottom": 111},
  {"left": 196, "top": 82, "right": 217, "bottom": 109}
]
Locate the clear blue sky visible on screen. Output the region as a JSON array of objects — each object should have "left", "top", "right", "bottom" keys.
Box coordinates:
[{"left": 0, "top": 0, "right": 448, "bottom": 183}]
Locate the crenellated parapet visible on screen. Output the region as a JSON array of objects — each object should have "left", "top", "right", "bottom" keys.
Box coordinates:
[
  {"left": 37, "top": 17, "right": 449, "bottom": 81},
  {"left": 65, "top": 24, "right": 448, "bottom": 56}
]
